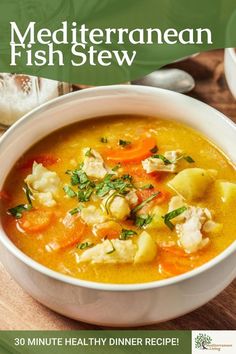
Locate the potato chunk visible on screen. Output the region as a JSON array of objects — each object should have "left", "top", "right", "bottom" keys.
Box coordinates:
[
  {"left": 134, "top": 231, "right": 157, "bottom": 263},
  {"left": 168, "top": 168, "right": 217, "bottom": 201},
  {"left": 78, "top": 239, "right": 136, "bottom": 264},
  {"left": 146, "top": 206, "right": 166, "bottom": 230},
  {"left": 81, "top": 205, "right": 107, "bottom": 225},
  {"left": 102, "top": 191, "right": 131, "bottom": 220},
  {"left": 218, "top": 181, "right": 236, "bottom": 203}
]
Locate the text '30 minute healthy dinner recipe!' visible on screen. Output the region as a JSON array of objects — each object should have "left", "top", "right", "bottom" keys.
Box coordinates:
[{"left": 1, "top": 116, "right": 236, "bottom": 284}]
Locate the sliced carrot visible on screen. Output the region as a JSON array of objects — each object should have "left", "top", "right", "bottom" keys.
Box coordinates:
[
  {"left": 103, "top": 137, "right": 157, "bottom": 163},
  {"left": 17, "top": 154, "right": 59, "bottom": 169},
  {"left": 122, "top": 163, "right": 161, "bottom": 184},
  {"left": 47, "top": 220, "right": 86, "bottom": 251},
  {"left": 136, "top": 188, "right": 170, "bottom": 205},
  {"left": 94, "top": 221, "right": 122, "bottom": 240},
  {"left": 18, "top": 209, "right": 53, "bottom": 233},
  {"left": 159, "top": 251, "right": 193, "bottom": 276},
  {"left": 160, "top": 246, "right": 189, "bottom": 258}
]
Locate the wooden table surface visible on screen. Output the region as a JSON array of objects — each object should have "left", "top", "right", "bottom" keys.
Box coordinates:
[{"left": 0, "top": 49, "right": 236, "bottom": 330}]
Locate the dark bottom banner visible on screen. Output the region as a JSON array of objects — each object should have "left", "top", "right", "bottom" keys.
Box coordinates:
[{"left": 0, "top": 330, "right": 191, "bottom": 354}]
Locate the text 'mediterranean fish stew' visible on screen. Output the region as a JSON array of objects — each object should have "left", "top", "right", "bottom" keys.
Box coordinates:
[{"left": 1, "top": 116, "right": 236, "bottom": 284}]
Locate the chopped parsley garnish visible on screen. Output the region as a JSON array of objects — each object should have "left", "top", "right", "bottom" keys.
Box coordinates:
[
  {"left": 120, "top": 229, "right": 137, "bottom": 240},
  {"left": 140, "top": 184, "right": 154, "bottom": 190},
  {"left": 77, "top": 242, "right": 94, "bottom": 250},
  {"left": 150, "top": 145, "right": 158, "bottom": 153},
  {"left": 78, "top": 187, "right": 94, "bottom": 202},
  {"left": 69, "top": 207, "right": 80, "bottom": 215},
  {"left": 63, "top": 185, "right": 77, "bottom": 198},
  {"left": 135, "top": 214, "right": 153, "bottom": 228},
  {"left": 184, "top": 155, "right": 195, "bottom": 163},
  {"left": 100, "top": 137, "right": 108, "bottom": 143},
  {"left": 119, "top": 139, "right": 131, "bottom": 147},
  {"left": 131, "top": 192, "right": 160, "bottom": 214},
  {"left": 23, "top": 183, "right": 33, "bottom": 206},
  {"left": 121, "top": 174, "right": 132, "bottom": 181},
  {"left": 162, "top": 206, "right": 187, "bottom": 230},
  {"left": 7, "top": 184, "right": 33, "bottom": 219},
  {"left": 106, "top": 240, "right": 116, "bottom": 254},
  {"left": 7, "top": 204, "right": 31, "bottom": 219},
  {"left": 112, "top": 163, "right": 121, "bottom": 171},
  {"left": 84, "top": 148, "right": 95, "bottom": 157},
  {"left": 153, "top": 154, "right": 172, "bottom": 165},
  {"left": 104, "top": 191, "right": 125, "bottom": 215},
  {"left": 65, "top": 167, "right": 95, "bottom": 202},
  {"left": 96, "top": 174, "right": 133, "bottom": 198}
]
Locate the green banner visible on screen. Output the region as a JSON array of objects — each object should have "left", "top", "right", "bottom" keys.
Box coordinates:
[
  {"left": 0, "top": 331, "right": 191, "bottom": 354},
  {"left": 0, "top": 0, "right": 236, "bottom": 85}
]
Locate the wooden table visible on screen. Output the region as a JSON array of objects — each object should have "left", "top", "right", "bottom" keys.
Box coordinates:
[{"left": 0, "top": 49, "right": 236, "bottom": 330}]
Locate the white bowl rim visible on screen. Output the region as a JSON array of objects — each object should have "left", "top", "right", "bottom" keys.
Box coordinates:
[
  {"left": 226, "top": 48, "right": 236, "bottom": 65},
  {"left": 0, "top": 84, "right": 236, "bottom": 292}
]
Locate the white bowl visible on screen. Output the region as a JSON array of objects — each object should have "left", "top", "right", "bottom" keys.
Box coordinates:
[
  {"left": 0, "top": 86, "right": 236, "bottom": 327},
  {"left": 225, "top": 48, "right": 236, "bottom": 99}
]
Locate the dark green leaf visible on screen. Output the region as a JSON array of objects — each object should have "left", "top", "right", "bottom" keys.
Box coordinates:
[
  {"left": 7, "top": 204, "right": 31, "bottom": 219},
  {"left": 23, "top": 183, "right": 33, "bottom": 206},
  {"left": 184, "top": 155, "right": 195, "bottom": 163},
  {"left": 119, "top": 139, "right": 131, "bottom": 147},
  {"left": 140, "top": 184, "right": 154, "bottom": 190},
  {"left": 150, "top": 145, "right": 158, "bottom": 153},
  {"left": 112, "top": 163, "right": 121, "bottom": 171},
  {"left": 120, "top": 229, "right": 137, "bottom": 240},
  {"left": 100, "top": 137, "right": 108, "bottom": 143},
  {"left": 77, "top": 242, "right": 94, "bottom": 250},
  {"left": 153, "top": 154, "right": 172, "bottom": 165},
  {"left": 69, "top": 207, "right": 80, "bottom": 215},
  {"left": 85, "top": 148, "right": 95, "bottom": 157},
  {"left": 106, "top": 240, "right": 116, "bottom": 254},
  {"left": 132, "top": 192, "right": 160, "bottom": 214},
  {"left": 63, "top": 185, "right": 77, "bottom": 198},
  {"left": 96, "top": 174, "right": 133, "bottom": 197},
  {"left": 135, "top": 214, "right": 153, "bottom": 228},
  {"left": 162, "top": 206, "right": 187, "bottom": 230},
  {"left": 77, "top": 187, "right": 94, "bottom": 202},
  {"left": 121, "top": 174, "right": 132, "bottom": 181}
]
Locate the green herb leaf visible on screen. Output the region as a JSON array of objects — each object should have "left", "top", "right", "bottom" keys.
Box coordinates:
[
  {"left": 23, "top": 183, "right": 33, "bottom": 206},
  {"left": 135, "top": 214, "right": 153, "bottom": 228},
  {"left": 120, "top": 229, "right": 137, "bottom": 240},
  {"left": 96, "top": 174, "right": 133, "bottom": 198},
  {"left": 63, "top": 185, "right": 77, "bottom": 198},
  {"left": 184, "top": 155, "right": 195, "bottom": 163},
  {"left": 150, "top": 145, "right": 158, "bottom": 153},
  {"left": 112, "top": 163, "right": 121, "bottom": 171},
  {"left": 100, "top": 137, "right": 108, "bottom": 143},
  {"left": 77, "top": 242, "right": 94, "bottom": 250},
  {"left": 69, "top": 207, "right": 80, "bottom": 215},
  {"left": 119, "top": 139, "right": 131, "bottom": 147},
  {"left": 121, "top": 174, "right": 132, "bottom": 181},
  {"left": 106, "top": 240, "right": 116, "bottom": 254},
  {"left": 132, "top": 192, "right": 160, "bottom": 214},
  {"left": 7, "top": 204, "right": 31, "bottom": 219},
  {"left": 77, "top": 187, "right": 94, "bottom": 202},
  {"left": 7, "top": 184, "right": 33, "bottom": 219},
  {"left": 153, "top": 154, "right": 172, "bottom": 165},
  {"left": 84, "top": 148, "right": 96, "bottom": 157},
  {"left": 162, "top": 206, "right": 187, "bottom": 230},
  {"left": 65, "top": 166, "right": 96, "bottom": 202},
  {"left": 140, "top": 184, "right": 154, "bottom": 190}
]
